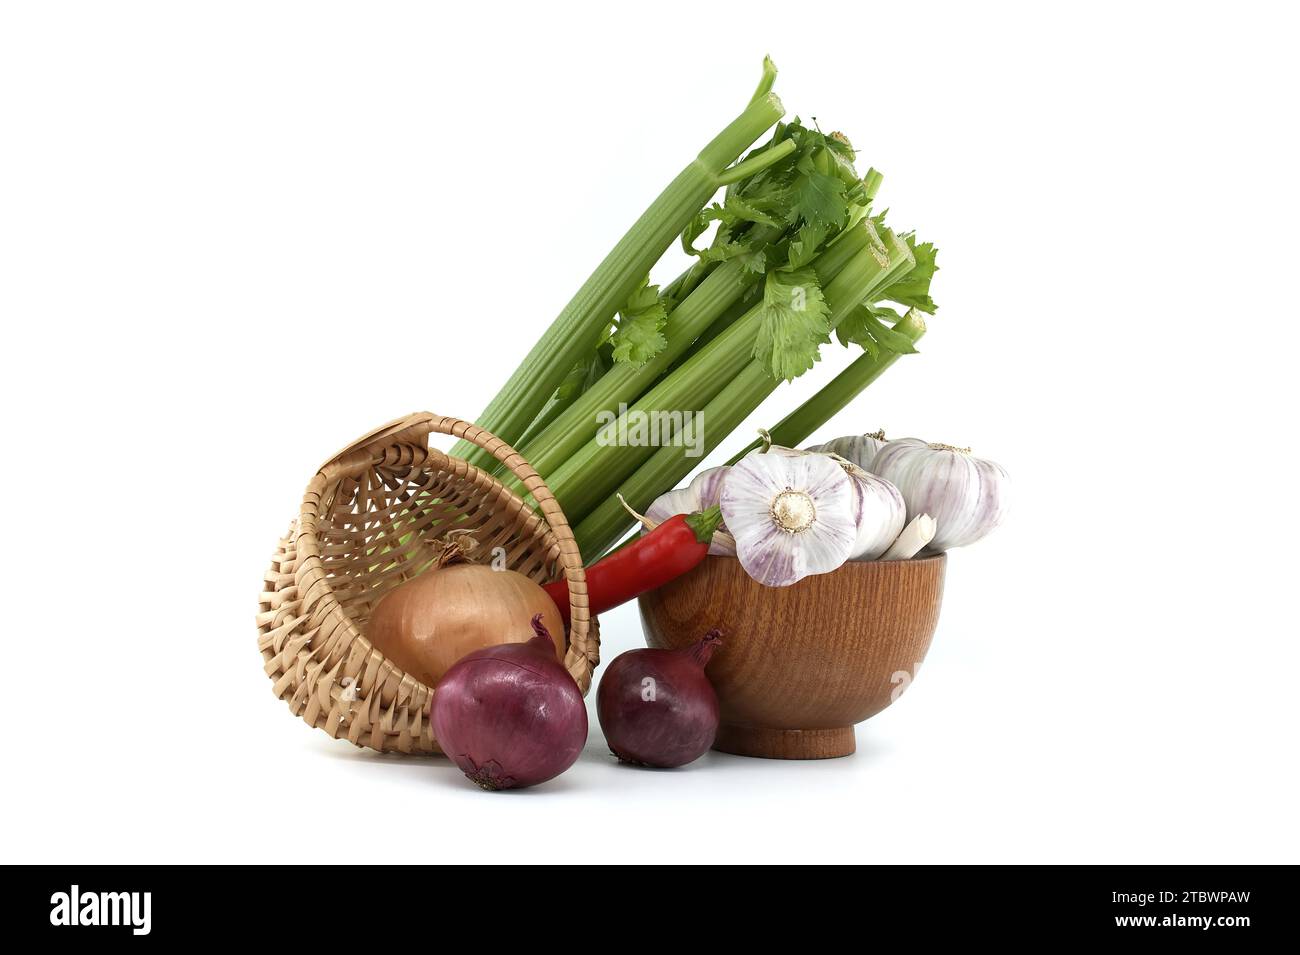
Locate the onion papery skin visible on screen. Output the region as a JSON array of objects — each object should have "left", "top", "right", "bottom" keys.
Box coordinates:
[
  {"left": 366, "top": 565, "right": 564, "bottom": 689},
  {"left": 431, "top": 617, "right": 587, "bottom": 791},
  {"left": 597, "top": 632, "right": 721, "bottom": 768}
]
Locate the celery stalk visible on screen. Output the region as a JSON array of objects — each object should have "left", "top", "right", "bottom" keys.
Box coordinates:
[
  {"left": 547, "top": 229, "right": 914, "bottom": 521},
  {"left": 515, "top": 390, "right": 579, "bottom": 450},
  {"left": 518, "top": 221, "right": 876, "bottom": 480},
  {"left": 667, "top": 221, "right": 879, "bottom": 373},
  {"left": 573, "top": 362, "right": 773, "bottom": 558},
  {"left": 450, "top": 87, "right": 786, "bottom": 471},
  {"left": 516, "top": 225, "right": 781, "bottom": 477}
]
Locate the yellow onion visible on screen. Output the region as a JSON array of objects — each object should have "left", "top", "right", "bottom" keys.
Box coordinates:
[{"left": 365, "top": 534, "right": 564, "bottom": 687}]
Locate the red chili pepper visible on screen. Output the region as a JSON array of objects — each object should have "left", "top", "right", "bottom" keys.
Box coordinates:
[{"left": 544, "top": 505, "right": 723, "bottom": 626}]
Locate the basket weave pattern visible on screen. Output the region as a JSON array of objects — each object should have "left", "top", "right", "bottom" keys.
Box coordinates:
[{"left": 257, "top": 413, "right": 599, "bottom": 754}]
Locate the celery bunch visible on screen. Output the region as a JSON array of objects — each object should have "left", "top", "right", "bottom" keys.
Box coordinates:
[{"left": 457, "top": 60, "right": 939, "bottom": 559}]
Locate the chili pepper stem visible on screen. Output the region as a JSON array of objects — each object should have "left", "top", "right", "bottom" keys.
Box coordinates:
[{"left": 683, "top": 504, "right": 724, "bottom": 544}]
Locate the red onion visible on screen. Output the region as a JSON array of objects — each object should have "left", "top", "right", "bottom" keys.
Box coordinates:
[
  {"left": 596, "top": 630, "right": 722, "bottom": 768},
  {"left": 430, "top": 614, "right": 587, "bottom": 790}
]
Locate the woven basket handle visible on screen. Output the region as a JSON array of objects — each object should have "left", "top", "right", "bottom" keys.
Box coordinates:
[
  {"left": 318, "top": 412, "right": 440, "bottom": 471},
  {"left": 319, "top": 412, "right": 595, "bottom": 678}
]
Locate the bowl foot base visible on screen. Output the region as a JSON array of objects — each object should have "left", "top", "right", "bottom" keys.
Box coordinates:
[{"left": 713, "top": 724, "right": 855, "bottom": 760}]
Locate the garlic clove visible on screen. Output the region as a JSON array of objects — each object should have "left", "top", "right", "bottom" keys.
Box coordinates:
[
  {"left": 881, "top": 514, "right": 937, "bottom": 560},
  {"left": 844, "top": 468, "right": 908, "bottom": 560},
  {"left": 720, "top": 450, "right": 856, "bottom": 587},
  {"left": 688, "top": 465, "right": 736, "bottom": 554},
  {"left": 707, "top": 537, "right": 738, "bottom": 557},
  {"left": 687, "top": 465, "right": 731, "bottom": 510}
]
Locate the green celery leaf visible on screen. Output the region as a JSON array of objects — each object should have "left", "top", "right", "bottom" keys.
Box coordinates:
[
  {"left": 752, "top": 266, "right": 830, "bottom": 382},
  {"left": 863, "top": 309, "right": 919, "bottom": 354},
  {"left": 555, "top": 338, "right": 613, "bottom": 401},
  {"left": 699, "top": 230, "right": 748, "bottom": 264},
  {"left": 877, "top": 235, "right": 939, "bottom": 313},
  {"left": 721, "top": 194, "right": 783, "bottom": 228},
  {"left": 787, "top": 222, "right": 828, "bottom": 269},
  {"left": 835, "top": 307, "right": 872, "bottom": 351},
  {"left": 866, "top": 303, "right": 906, "bottom": 325},
  {"left": 738, "top": 246, "right": 767, "bottom": 275},
  {"left": 793, "top": 151, "right": 849, "bottom": 229},
  {"left": 610, "top": 279, "right": 668, "bottom": 366},
  {"left": 680, "top": 205, "right": 722, "bottom": 258},
  {"left": 835, "top": 304, "right": 919, "bottom": 355},
  {"left": 734, "top": 180, "right": 794, "bottom": 232}
]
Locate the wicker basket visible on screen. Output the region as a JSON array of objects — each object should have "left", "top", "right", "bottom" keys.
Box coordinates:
[{"left": 256, "top": 412, "right": 599, "bottom": 754}]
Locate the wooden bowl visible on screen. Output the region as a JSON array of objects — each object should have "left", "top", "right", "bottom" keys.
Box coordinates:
[{"left": 637, "top": 553, "right": 946, "bottom": 759}]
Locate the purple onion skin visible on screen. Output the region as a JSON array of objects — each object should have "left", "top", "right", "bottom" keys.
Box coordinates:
[
  {"left": 597, "top": 630, "right": 722, "bottom": 768},
  {"left": 431, "top": 615, "right": 587, "bottom": 791}
]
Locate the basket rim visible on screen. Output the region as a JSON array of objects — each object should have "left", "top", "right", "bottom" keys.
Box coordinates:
[{"left": 296, "top": 412, "right": 597, "bottom": 690}]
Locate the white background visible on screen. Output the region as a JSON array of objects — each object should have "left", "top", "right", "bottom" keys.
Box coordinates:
[{"left": 3, "top": 2, "right": 1297, "bottom": 864}]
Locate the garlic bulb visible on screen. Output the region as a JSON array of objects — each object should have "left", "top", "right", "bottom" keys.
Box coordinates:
[
  {"left": 806, "top": 430, "right": 889, "bottom": 471},
  {"left": 871, "top": 439, "right": 1010, "bottom": 550},
  {"left": 720, "top": 451, "right": 856, "bottom": 586},
  {"left": 751, "top": 444, "right": 904, "bottom": 560},
  {"left": 645, "top": 465, "right": 735, "bottom": 555}
]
